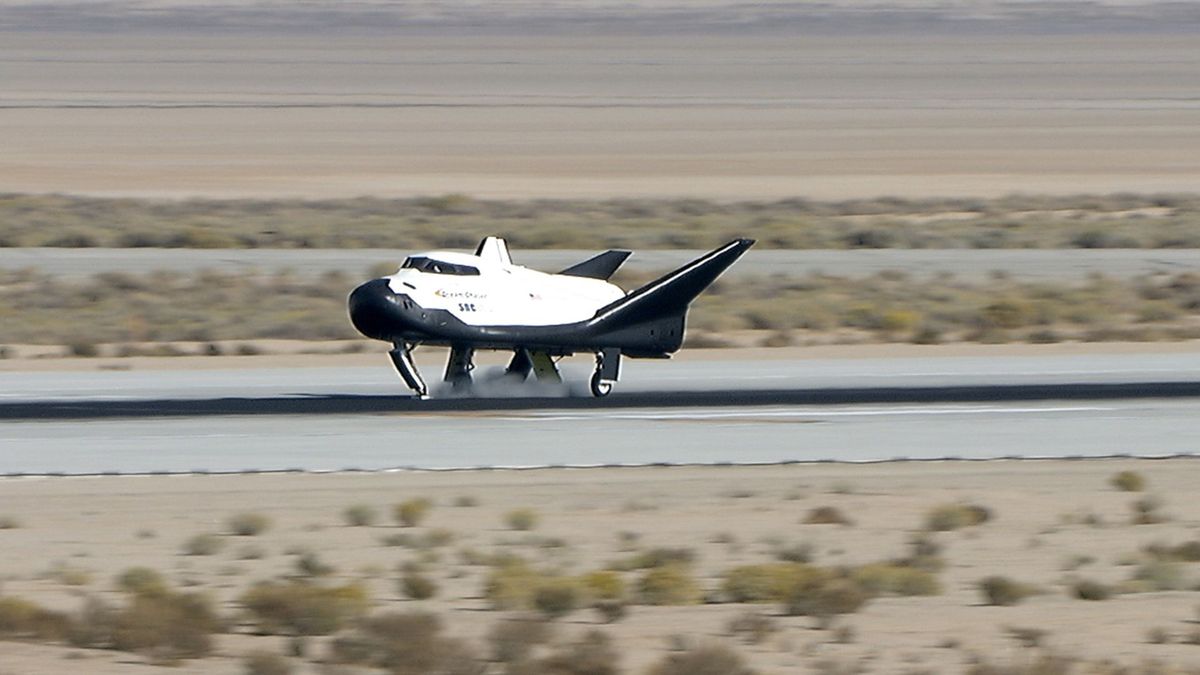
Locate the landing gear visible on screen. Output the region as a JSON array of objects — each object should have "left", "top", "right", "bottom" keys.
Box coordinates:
[
  {"left": 388, "top": 342, "right": 428, "bottom": 398},
  {"left": 387, "top": 345, "right": 620, "bottom": 399},
  {"left": 590, "top": 348, "right": 621, "bottom": 398},
  {"left": 589, "top": 370, "right": 613, "bottom": 397},
  {"left": 443, "top": 346, "right": 475, "bottom": 392},
  {"left": 505, "top": 349, "right": 533, "bottom": 382},
  {"left": 529, "top": 351, "right": 563, "bottom": 384}
]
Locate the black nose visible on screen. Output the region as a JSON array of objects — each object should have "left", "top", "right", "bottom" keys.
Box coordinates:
[{"left": 348, "top": 278, "right": 400, "bottom": 341}]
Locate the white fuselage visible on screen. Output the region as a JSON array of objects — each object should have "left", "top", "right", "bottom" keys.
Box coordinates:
[{"left": 384, "top": 251, "right": 626, "bottom": 327}]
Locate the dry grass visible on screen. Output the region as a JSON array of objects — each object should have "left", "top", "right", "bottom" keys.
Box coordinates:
[
  {"left": 3, "top": 193, "right": 1199, "bottom": 250},
  {"left": 6, "top": 266, "right": 1199, "bottom": 348}
]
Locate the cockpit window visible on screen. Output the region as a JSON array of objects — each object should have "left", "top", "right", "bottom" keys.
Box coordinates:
[{"left": 400, "top": 256, "right": 480, "bottom": 276}]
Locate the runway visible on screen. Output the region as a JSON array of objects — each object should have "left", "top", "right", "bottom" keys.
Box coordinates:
[{"left": 3, "top": 351, "right": 1199, "bottom": 474}]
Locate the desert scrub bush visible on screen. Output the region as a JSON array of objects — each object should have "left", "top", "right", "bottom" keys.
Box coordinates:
[
  {"left": 646, "top": 642, "right": 758, "bottom": 675},
  {"left": 638, "top": 564, "right": 702, "bottom": 605},
  {"left": 0, "top": 515, "right": 20, "bottom": 529},
  {"left": 243, "top": 649, "right": 293, "bottom": 675},
  {"left": 240, "top": 581, "right": 369, "bottom": 635},
  {"left": 722, "top": 563, "right": 824, "bottom": 603},
  {"left": 108, "top": 589, "right": 223, "bottom": 662},
  {"left": 1062, "top": 553, "right": 1096, "bottom": 570},
  {"left": 773, "top": 541, "right": 814, "bottom": 563},
  {"left": 1144, "top": 540, "right": 1200, "bottom": 562},
  {"left": 978, "top": 576, "right": 1037, "bottom": 606},
  {"left": 342, "top": 504, "right": 378, "bottom": 527},
  {"left": 0, "top": 596, "right": 72, "bottom": 641},
  {"left": 1005, "top": 626, "right": 1049, "bottom": 649},
  {"left": 1110, "top": 470, "right": 1146, "bottom": 492},
  {"left": 966, "top": 653, "right": 1123, "bottom": 675},
  {"left": 1129, "top": 560, "right": 1187, "bottom": 591},
  {"left": 783, "top": 576, "right": 870, "bottom": 626},
  {"left": 898, "top": 533, "right": 946, "bottom": 572},
  {"left": 228, "top": 512, "right": 272, "bottom": 536},
  {"left": 327, "top": 611, "right": 481, "bottom": 675},
  {"left": 1071, "top": 578, "right": 1113, "bottom": 601},
  {"left": 532, "top": 578, "right": 584, "bottom": 619},
  {"left": 424, "top": 528, "right": 456, "bottom": 547},
  {"left": 380, "top": 532, "right": 414, "bottom": 547},
  {"left": 182, "top": 532, "right": 225, "bottom": 556},
  {"left": 294, "top": 552, "right": 336, "bottom": 577},
  {"left": 1147, "top": 627, "right": 1172, "bottom": 644},
  {"left": 394, "top": 498, "right": 433, "bottom": 527},
  {"left": 47, "top": 563, "right": 92, "bottom": 586},
  {"left": 505, "top": 507, "right": 539, "bottom": 531},
  {"left": 925, "top": 503, "right": 992, "bottom": 531},
  {"left": 593, "top": 599, "right": 628, "bottom": 623},
  {"left": 611, "top": 546, "right": 696, "bottom": 570},
  {"left": 453, "top": 495, "right": 480, "bottom": 507},
  {"left": 533, "top": 629, "right": 620, "bottom": 675},
  {"left": 728, "top": 611, "right": 778, "bottom": 645},
  {"left": 850, "top": 563, "right": 941, "bottom": 596},
  {"left": 489, "top": 615, "right": 555, "bottom": 663},
  {"left": 804, "top": 506, "right": 852, "bottom": 525},
  {"left": 1132, "top": 495, "right": 1168, "bottom": 524},
  {"left": 579, "top": 570, "right": 627, "bottom": 601},
  {"left": 399, "top": 571, "right": 438, "bottom": 600},
  {"left": 483, "top": 558, "right": 543, "bottom": 610},
  {"left": 115, "top": 567, "right": 168, "bottom": 596},
  {"left": 484, "top": 562, "right": 612, "bottom": 614},
  {"left": 64, "top": 596, "right": 116, "bottom": 648}
]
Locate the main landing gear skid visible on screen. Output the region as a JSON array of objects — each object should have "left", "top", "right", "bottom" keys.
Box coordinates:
[{"left": 386, "top": 344, "right": 620, "bottom": 398}]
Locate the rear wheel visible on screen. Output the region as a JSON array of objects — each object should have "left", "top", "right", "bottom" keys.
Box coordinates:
[{"left": 589, "top": 370, "right": 613, "bottom": 397}]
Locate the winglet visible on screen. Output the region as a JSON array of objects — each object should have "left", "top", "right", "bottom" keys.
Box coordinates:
[
  {"left": 474, "top": 237, "right": 513, "bottom": 265},
  {"left": 559, "top": 250, "right": 632, "bottom": 280},
  {"left": 591, "top": 238, "right": 754, "bottom": 328}
]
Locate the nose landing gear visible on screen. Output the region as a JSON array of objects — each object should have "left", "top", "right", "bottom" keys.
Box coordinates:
[{"left": 388, "top": 342, "right": 428, "bottom": 399}]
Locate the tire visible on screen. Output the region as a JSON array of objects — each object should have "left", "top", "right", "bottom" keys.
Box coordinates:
[{"left": 589, "top": 370, "right": 613, "bottom": 397}]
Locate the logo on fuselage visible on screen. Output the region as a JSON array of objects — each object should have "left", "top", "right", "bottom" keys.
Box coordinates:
[{"left": 434, "top": 289, "right": 488, "bottom": 300}]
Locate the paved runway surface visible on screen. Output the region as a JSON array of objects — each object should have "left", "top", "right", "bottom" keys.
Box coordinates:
[
  {"left": 8, "top": 248, "right": 1200, "bottom": 281},
  {"left": 3, "top": 353, "right": 1199, "bottom": 473}
]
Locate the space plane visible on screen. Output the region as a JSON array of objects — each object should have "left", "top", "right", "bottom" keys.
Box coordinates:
[{"left": 347, "top": 237, "right": 754, "bottom": 397}]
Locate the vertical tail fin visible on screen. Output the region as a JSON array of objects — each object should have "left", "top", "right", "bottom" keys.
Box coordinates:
[{"left": 474, "top": 237, "right": 513, "bottom": 265}]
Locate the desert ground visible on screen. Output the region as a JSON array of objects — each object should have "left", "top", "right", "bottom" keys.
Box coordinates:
[
  {"left": 3, "top": 2, "right": 1200, "bottom": 672},
  {"left": 2, "top": 14, "right": 1198, "bottom": 200},
  {"left": 4, "top": 461, "right": 1200, "bottom": 673}
]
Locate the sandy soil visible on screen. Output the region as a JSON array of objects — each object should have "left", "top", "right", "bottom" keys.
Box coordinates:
[
  {"left": 3, "top": 460, "right": 1200, "bottom": 673},
  {"left": 2, "top": 31, "right": 1198, "bottom": 200}
]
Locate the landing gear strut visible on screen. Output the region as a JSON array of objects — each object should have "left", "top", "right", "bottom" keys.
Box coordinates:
[
  {"left": 529, "top": 351, "right": 563, "bottom": 383},
  {"left": 505, "top": 349, "right": 533, "bottom": 382},
  {"left": 590, "top": 348, "right": 620, "bottom": 398},
  {"left": 388, "top": 342, "right": 428, "bottom": 399},
  {"left": 443, "top": 346, "right": 475, "bottom": 392}
]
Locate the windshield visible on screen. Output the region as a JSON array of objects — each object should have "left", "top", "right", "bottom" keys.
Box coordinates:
[{"left": 400, "top": 257, "right": 480, "bottom": 276}]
